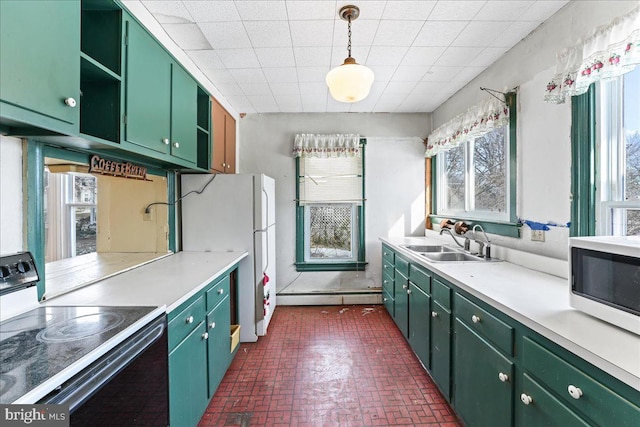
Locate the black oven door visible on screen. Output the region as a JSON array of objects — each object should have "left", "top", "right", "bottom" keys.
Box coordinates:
[
  {"left": 571, "top": 247, "right": 640, "bottom": 316},
  {"left": 39, "top": 315, "right": 168, "bottom": 426}
]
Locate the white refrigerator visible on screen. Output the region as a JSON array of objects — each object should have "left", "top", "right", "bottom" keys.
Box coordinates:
[{"left": 180, "top": 173, "right": 276, "bottom": 343}]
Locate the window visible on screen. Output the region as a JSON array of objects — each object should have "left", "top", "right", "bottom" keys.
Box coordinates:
[
  {"left": 572, "top": 67, "right": 640, "bottom": 237},
  {"left": 294, "top": 140, "right": 366, "bottom": 271},
  {"left": 432, "top": 93, "right": 517, "bottom": 236},
  {"left": 595, "top": 66, "right": 640, "bottom": 236}
]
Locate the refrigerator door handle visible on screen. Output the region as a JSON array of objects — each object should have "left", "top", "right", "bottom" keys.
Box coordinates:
[
  {"left": 263, "top": 188, "right": 269, "bottom": 230},
  {"left": 254, "top": 228, "right": 269, "bottom": 274}
]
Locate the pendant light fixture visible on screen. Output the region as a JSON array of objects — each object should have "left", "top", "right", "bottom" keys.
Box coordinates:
[{"left": 326, "top": 5, "right": 374, "bottom": 103}]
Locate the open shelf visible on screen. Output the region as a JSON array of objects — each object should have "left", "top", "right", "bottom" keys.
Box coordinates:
[
  {"left": 81, "top": 0, "right": 122, "bottom": 76},
  {"left": 196, "top": 129, "right": 210, "bottom": 170},
  {"left": 197, "top": 87, "right": 210, "bottom": 131},
  {"left": 80, "top": 57, "right": 120, "bottom": 143}
]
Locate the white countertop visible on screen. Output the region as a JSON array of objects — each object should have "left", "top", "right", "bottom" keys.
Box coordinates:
[
  {"left": 381, "top": 236, "right": 640, "bottom": 392},
  {"left": 45, "top": 251, "right": 249, "bottom": 312}
]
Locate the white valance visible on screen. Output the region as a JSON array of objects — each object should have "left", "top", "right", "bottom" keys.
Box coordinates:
[
  {"left": 292, "top": 134, "right": 361, "bottom": 158},
  {"left": 425, "top": 96, "right": 509, "bottom": 158},
  {"left": 545, "top": 4, "right": 640, "bottom": 103}
]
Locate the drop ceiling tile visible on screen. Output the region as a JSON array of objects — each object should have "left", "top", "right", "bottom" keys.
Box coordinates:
[
  {"left": 382, "top": 1, "right": 437, "bottom": 20},
  {"left": 452, "top": 21, "right": 511, "bottom": 47},
  {"left": 286, "top": 1, "right": 336, "bottom": 20},
  {"left": 240, "top": 82, "right": 273, "bottom": 96},
  {"left": 245, "top": 21, "right": 293, "bottom": 48},
  {"left": 474, "top": 1, "right": 534, "bottom": 21},
  {"left": 400, "top": 46, "right": 446, "bottom": 67},
  {"left": 468, "top": 47, "right": 509, "bottom": 67},
  {"left": 274, "top": 95, "right": 303, "bottom": 112},
  {"left": 216, "top": 48, "right": 261, "bottom": 68},
  {"left": 247, "top": 95, "right": 279, "bottom": 112},
  {"left": 437, "top": 80, "right": 467, "bottom": 94},
  {"left": 452, "top": 66, "right": 485, "bottom": 82},
  {"left": 182, "top": 1, "right": 240, "bottom": 22},
  {"left": 255, "top": 47, "right": 296, "bottom": 68},
  {"left": 142, "top": 1, "right": 193, "bottom": 24},
  {"left": 413, "top": 21, "right": 467, "bottom": 47},
  {"left": 226, "top": 94, "right": 254, "bottom": 111},
  {"left": 391, "top": 66, "right": 428, "bottom": 82},
  {"left": 421, "top": 66, "right": 463, "bottom": 82},
  {"left": 435, "top": 47, "right": 483, "bottom": 66},
  {"left": 293, "top": 46, "right": 332, "bottom": 67},
  {"left": 396, "top": 98, "right": 428, "bottom": 113},
  {"left": 384, "top": 81, "right": 418, "bottom": 95},
  {"left": 332, "top": 19, "right": 379, "bottom": 47},
  {"left": 199, "top": 22, "right": 251, "bottom": 49},
  {"left": 213, "top": 83, "right": 245, "bottom": 96},
  {"left": 366, "top": 46, "right": 410, "bottom": 66},
  {"left": 290, "top": 21, "right": 334, "bottom": 46},
  {"left": 301, "top": 98, "right": 327, "bottom": 112},
  {"left": 271, "top": 83, "right": 302, "bottom": 95},
  {"left": 412, "top": 81, "right": 446, "bottom": 94},
  {"left": 263, "top": 68, "right": 299, "bottom": 83},
  {"left": 372, "top": 20, "right": 424, "bottom": 47},
  {"left": 297, "top": 67, "right": 330, "bottom": 82},
  {"left": 187, "top": 50, "right": 224, "bottom": 69},
  {"left": 374, "top": 101, "right": 401, "bottom": 112},
  {"left": 491, "top": 20, "right": 540, "bottom": 47},
  {"left": 326, "top": 98, "right": 350, "bottom": 112},
  {"left": 343, "top": 1, "right": 387, "bottom": 21},
  {"left": 202, "top": 68, "right": 236, "bottom": 84},
  {"left": 518, "top": 1, "right": 568, "bottom": 21},
  {"left": 232, "top": 68, "right": 267, "bottom": 84},
  {"left": 299, "top": 82, "right": 328, "bottom": 98},
  {"left": 428, "top": 1, "right": 486, "bottom": 21},
  {"left": 235, "top": 1, "right": 288, "bottom": 21},
  {"left": 162, "top": 24, "right": 211, "bottom": 49},
  {"left": 368, "top": 65, "right": 398, "bottom": 83}
]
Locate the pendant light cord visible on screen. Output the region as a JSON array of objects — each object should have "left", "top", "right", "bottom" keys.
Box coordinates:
[{"left": 347, "top": 15, "right": 352, "bottom": 58}]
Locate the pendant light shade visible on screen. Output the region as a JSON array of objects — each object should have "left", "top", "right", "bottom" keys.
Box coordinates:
[{"left": 326, "top": 5, "right": 374, "bottom": 103}]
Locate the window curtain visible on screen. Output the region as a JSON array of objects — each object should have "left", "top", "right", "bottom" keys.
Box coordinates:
[
  {"left": 292, "top": 134, "right": 361, "bottom": 158},
  {"left": 544, "top": 4, "right": 640, "bottom": 104},
  {"left": 424, "top": 96, "right": 509, "bottom": 158}
]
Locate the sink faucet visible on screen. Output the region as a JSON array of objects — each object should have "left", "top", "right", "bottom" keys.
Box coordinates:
[
  {"left": 472, "top": 224, "right": 491, "bottom": 259},
  {"left": 439, "top": 228, "right": 470, "bottom": 250}
]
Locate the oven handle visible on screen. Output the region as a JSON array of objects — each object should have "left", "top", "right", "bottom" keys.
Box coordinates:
[{"left": 38, "top": 315, "right": 166, "bottom": 412}]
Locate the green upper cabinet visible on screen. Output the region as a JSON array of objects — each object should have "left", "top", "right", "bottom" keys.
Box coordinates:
[
  {"left": 0, "top": 0, "right": 80, "bottom": 133},
  {"left": 170, "top": 64, "right": 198, "bottom": 163}
]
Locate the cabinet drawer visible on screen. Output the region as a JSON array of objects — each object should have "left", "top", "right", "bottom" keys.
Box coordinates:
[
  {"left": 382, "top": 245, "right": 395, "bottom": 265},
  {"left": 168, "top": 295, "right": 206, "bottom": 351},
  {"left": 206, "top": 274, "right": 230, "bottom": 311},
  {"left": 382, "top": 270, "right": 394, "bottom": 295},
  {"left": 409, "top": 264, "right": 430, "bottom": 294},
  {"left": 454, "top": 293, "right": 513, "bottom": 356},
  {"left": 382, "top": 259, "right": 395, "bottom": 277},
  {"left": 432, "top": 278, "right": 451, "bottom": 309},
  {"left": 523, "top": 337, "right": 640, "bottom": 427},
  {"left": 382, "top": 287, "right": 394, "bottom": 317},
  {"left": 395, "top": 255, "right": 409, "bottom": 278}
]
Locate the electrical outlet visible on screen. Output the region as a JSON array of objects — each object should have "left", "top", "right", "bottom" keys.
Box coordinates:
[{"left": 531, "top": 230, "right": 545, "bottom": 242}]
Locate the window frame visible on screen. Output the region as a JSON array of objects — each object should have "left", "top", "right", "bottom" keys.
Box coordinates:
[
  {"left": 430, "top": 92, "right": 520, "bottom": 237},
  {"left": 294, "top": 139, "right": 367, "bottom": 272}
]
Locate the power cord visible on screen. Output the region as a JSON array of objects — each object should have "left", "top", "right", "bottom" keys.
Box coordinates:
[{"left": 144, "top": 174, "right": 217, "bottom": 214}]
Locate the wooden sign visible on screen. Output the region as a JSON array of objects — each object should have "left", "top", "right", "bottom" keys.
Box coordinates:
[{"left": 89, "top": 155, "right": 148, "bottom": 180}]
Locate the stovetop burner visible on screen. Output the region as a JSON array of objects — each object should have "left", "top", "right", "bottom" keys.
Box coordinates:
[{"left": 0, "top": 305, "right": 158, "bottom": 404}]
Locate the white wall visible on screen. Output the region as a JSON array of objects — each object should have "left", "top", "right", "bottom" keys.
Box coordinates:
[
  {"left": 431, "top": 1, "right": 639, "bottom": 260},
  {"left": 0, "top": 135, "right": 23, "bottom": 255},
  {"left": 238, "top": 113, "right": 429, "bottom": 292}
]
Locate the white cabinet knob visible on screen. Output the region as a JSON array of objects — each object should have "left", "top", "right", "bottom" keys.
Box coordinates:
[
  {"left": 384, "top": 265, "right": 388, "bottom": 269},
  {"left": 520, "top": 393, "right": 533, "bottom": 405},
  {"left": 218, "top": 288, "right": 224, "bottom": 295},
  {"left": 383, "top": 280, "right": 388, "bottom": 285},
  {"left": 402, "top": 284, "right": 408, "bottom": 289},
  {"left": 431, "top": 311, "right": 438, "bottom": 318},
  {"left": 384, "top": 252, "right": 388, "bottom": 256},
  {"left": 202, "top": 332, "right": 209, "bottom": 340},
  {"left": 186, "top": 315, "right": 194, "bottom": 324},
  {"left": 472, "top": 315, "right": 481, "bottom": 323},
  {"left": 64, "top": 97, "right": 76, "bottom": 107},
  {"left": 173, "top": 142, "right": 180, "bottom": 148},
  {"left": 407, "top": 289, "right": 412, "bottom": 295},
  {"left": 162, "top": 138, "right": 169, "bottom": 145},
  {"left": 498, "top": 372, "right": 509, "bottom": 382},
  {"left": 568, "top": 385, "right": 583, "bottom": 400},
  {"left": 209, "top": 321, "right": 216, "bottom": 329},
  {"left": 222, "top": 162, "right": 226, "bottom": 167},
  {"left": 383, "top": 297, "right": 388, "bottom": 302}
]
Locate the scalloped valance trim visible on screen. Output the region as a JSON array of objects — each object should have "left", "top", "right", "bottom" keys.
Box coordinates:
[
  {"left": 425, "top": 96, "right": 509, "bottom": 158},
  {"left": 292, "top": 134, "right": 361, "bottom": 158},
  {"left": 545, "top": 4, "right": 640, "bottom": 104}
]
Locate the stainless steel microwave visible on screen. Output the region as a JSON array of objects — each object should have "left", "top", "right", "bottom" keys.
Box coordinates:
[{"left": 569, "top": 236, "right": 640, "bottom": 335}]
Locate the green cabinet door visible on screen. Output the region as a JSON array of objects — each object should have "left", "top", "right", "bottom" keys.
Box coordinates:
[
  {"left": 124, "top": 17, "right": 171, "bottom": 154},
  {"left": 169, "top": 321, "right": 209, "bottom": 427},
  {"left": 394, "top": 272, "right": 409, "bottom": 338},
  {"left": 454, "top": 318, "right": 513, "bottom": 427},
  {"left": 170, "top": 63, "right": 198, "bottom": 164},
  {"left": 431, "top": 300, "right": 451, "bottom": 400},
  {"left": 207, "top": 296, "right": 231, "bottom": 399},
  {"left": 0, "top": 0, "right": 80, "bottom": 129},
  {"left": 408, "top": 282, "right": 430, "bottom": 367}
]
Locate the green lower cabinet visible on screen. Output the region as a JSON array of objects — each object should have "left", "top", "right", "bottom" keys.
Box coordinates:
[
  {"left": 408, "top": 282, "right": 430, "bottom": 367},
  {"left": 430, "top": 300, "right": 451, "bottom": 399},
  {"left": 169, "top": 321, "right": 209, "bottom": 427},
  {"left": 454, "top": 318, "right": 514, "bottom": 427},
  {"left": 382, "top": 287, "right": 394, "bottom": 318},
  {"left": 517, "top": 374, "right": 590, "bottom": 427},
  {"left": 207, "top": 296, "right": 231, "bottom": 399},
  {"left": 394, "top": 271, "right": 409, "bottom": 338}
]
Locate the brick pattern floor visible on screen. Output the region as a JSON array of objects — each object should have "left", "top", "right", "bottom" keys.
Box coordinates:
[{"left": 198, "top": 305, "right": 462, "bottom": 427}]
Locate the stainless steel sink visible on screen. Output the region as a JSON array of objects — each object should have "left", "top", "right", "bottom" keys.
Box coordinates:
[
  {"left": 402, "top": 245, "right": 456, "bottom": 253},
  {"left": 420, "top": 252, "right": 485, "bottom": 262}
]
